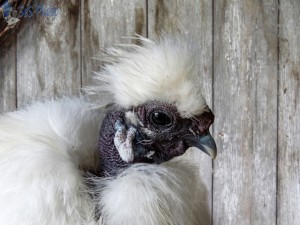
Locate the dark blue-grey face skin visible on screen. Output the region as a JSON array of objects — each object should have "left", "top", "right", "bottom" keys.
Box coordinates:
[{"left": 98, "top": 101, "right": 216, "bottom": 177}]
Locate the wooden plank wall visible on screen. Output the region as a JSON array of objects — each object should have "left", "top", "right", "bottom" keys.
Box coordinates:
[
  {"left": 213, "top": 1, "right": 278, "bottom": 225},
  {"left": 278, "top": 1, "right": 300, "bottom": 225},
  {"left": 0, "top": 1, "right": 299, "bottom": 224}
]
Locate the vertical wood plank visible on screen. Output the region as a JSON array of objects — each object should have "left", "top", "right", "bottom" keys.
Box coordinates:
[
  {"left": 213, "top": 1, "right": 278, "bottom": 225},
  {"left": 0, "top": 41, "right": 16, "bottom": 112},
  {"left": 278, "top": 1, "right": 300, "bottom": 224},
  {"left": 81, "top": 0, "right": 147, "bottom": 88},
  {"left": 16, "top": 0, "right": 81, "bottom": 108},
  {"left": 148, "top": 1, "right": 213, "bottom": 224}
]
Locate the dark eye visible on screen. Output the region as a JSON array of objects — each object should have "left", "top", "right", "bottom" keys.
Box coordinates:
[{"left": 150, "top": 112, "right": 172, "bottom": 126}]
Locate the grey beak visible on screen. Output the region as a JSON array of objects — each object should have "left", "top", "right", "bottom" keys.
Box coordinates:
[{"left": 184, "top": 132, "right": 217, "bottom": 159}]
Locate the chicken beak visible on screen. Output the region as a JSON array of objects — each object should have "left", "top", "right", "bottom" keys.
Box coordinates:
[{"left": 184, "top": 132, "right": 217, "bottom": 159}]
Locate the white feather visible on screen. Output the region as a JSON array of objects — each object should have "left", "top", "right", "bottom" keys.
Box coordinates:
[
  {"left": 0, "top": 98, "right": 102, "bottom": 225},
  {"left": 85, "top": 35, "right": 208, "bottom": 118},
  {"left": 94, "top": 159, "right": 202, "bottom": 225}
]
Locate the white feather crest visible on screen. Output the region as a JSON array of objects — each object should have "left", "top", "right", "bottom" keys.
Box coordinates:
[{"left": 85, "top": 35, "right": 208, "bottom": 117}]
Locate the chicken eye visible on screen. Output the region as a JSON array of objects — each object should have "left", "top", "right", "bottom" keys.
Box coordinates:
[{"left": 150, "top": 112, "right": 172, "bottom": 126}]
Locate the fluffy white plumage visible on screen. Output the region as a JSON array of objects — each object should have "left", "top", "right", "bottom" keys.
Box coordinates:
[
  {"left": 0, "top": 36, "right": 209, "bottom": 225},
  {"left": 87, "top": 35, "right": 208, "bottom": 118},
  {"left": 0, "top": 98, "right": 100, "bottom": 225},
  {"left": 98, "top": 161, "right": 201, "bottom": 225}
]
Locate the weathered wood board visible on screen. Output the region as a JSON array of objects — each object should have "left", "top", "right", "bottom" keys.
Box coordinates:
[
  {"left": 278, "top": 0, "right": 300, "bottom": 224},
  {"left": 0, "top": 41, "right": 16, "bottom": 112},
  {"left": 16, "top": 0, "right": 81, "bottom": 108},
  {"left": 213, "top": 1, "right": 278, "bottom": 224}
]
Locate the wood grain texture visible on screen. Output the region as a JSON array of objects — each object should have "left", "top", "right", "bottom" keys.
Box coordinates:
[
  {"left": 16, "top": 0, "right": 81, "bottom": 108},
  {"left": 0, "top": 41, "right": 16, "bottom": 112},
  {"left": 278, "top": 0, "right": 300, "bottom": 224},
  {"left": 213, "top": 1, "right": 278, "bottom": 225},
  {"left": 81, "top": 0, "right": 147, "bottom": 89},
  {"left": 148, "top": 1, "right": 213, "bottom": 224}
]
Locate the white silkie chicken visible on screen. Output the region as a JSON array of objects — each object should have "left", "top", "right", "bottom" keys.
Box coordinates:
[{"left": 0, "top": 35, "right": 217, "bottom": 225}]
